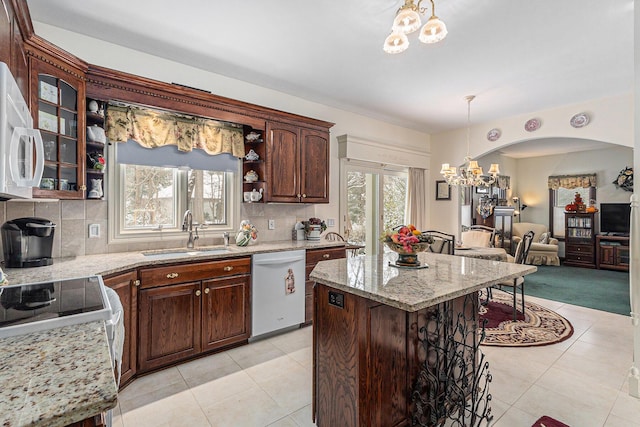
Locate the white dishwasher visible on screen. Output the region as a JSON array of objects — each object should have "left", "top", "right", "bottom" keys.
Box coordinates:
[{"left": 252, "top": 250, "right": 306, "bottom": 338}]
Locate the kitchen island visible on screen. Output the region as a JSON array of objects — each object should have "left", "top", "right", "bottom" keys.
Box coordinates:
[{"left": 310, "top": 252, "right": 536, "bottom": 427}]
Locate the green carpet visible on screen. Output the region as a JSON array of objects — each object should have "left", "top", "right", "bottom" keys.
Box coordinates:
[{"left": 524, "top": 264, "right": 630, "bottom": 316}]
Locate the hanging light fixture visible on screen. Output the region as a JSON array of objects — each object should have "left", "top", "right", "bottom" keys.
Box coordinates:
[
  {"left": 440, "top": 96, "right": 500, "bottom": 188},
  {"left": 383, "top": 0, "right": 448, "bottom": 54}
]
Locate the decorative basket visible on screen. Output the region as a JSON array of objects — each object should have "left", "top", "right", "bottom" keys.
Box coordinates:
[{"left": 384, "top": 241, "right": 429, "bottom": 266}]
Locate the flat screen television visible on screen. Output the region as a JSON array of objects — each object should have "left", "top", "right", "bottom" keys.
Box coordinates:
[{"left": 599, "top": 203, "right": 631, "bottom": 235}]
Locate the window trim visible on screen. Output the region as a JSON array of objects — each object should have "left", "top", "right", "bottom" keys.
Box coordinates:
[{"left": 107, "top": 144, "right": 240, "bottom": 245}]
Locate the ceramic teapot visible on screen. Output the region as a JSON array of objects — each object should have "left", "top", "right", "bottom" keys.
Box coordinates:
[
  {"left": 244, "top": 170, "right": 258, "bottom": 182},
  {"left": 245, "top": 149, "right": 259, "bottom": 161}
]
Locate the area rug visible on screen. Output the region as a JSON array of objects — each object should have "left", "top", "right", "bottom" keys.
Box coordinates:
[
  {"left": 479, "top": 290, "right": 574, "bottom": 347},
  {"left": 532, "top": 415, "right": 570, "bottom": 427}
]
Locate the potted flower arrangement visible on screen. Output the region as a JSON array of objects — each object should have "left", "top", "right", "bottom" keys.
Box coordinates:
[
  {"left": 304, "top": 217, "right": 327, "bottom": 241},
  {"left": 236, "top": 220, "right": 258, "bottom": 246},
  {"left": 380, "top": 225, "right": 434, "bottom": 266}
]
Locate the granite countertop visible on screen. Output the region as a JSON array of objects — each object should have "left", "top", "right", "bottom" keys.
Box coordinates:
[
  {"left": 309, "top": 252, "right": 537, "bottom": 312},
  {"left": 3, "top": 240, "right": 345, "bottom": 285},
  {"left": 0, "top": 321, "right": 117, "bottom": 427}
]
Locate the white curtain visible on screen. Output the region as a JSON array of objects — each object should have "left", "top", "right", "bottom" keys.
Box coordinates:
[{"left": 405, "top": 168, "right": 427, "bottom": 230}]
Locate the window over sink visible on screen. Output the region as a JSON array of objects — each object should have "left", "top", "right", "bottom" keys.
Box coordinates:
[{"left": 108, "top": 143, "right": 240, "bottom": 244}]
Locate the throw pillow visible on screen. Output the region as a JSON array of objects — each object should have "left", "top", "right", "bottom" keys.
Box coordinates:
[{"left": 538, "top": 232, "right": 550, "bottom": 244}]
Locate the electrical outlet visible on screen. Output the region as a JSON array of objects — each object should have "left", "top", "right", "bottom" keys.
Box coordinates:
[
  {"left": 268, "top": 219, "right": 275, "bottom": 230},
  {"left": 327, "top": 218, "right": 335, "bottom": 227},
  {"left": 88, "top": 224, "right": 100, "bottom": 238}
]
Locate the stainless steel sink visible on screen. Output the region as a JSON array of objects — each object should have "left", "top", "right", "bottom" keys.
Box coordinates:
[{"left": 142, "top": 247, "right": 231, "bottom": 258}]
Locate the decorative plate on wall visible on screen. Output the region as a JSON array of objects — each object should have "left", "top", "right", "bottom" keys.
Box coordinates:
[
  {"left": 525, "top": 118, "right": 541, "bottom": 132},
  {"left": 487, "top": 128, "right": 501, "bottom": 142},
  {"left": 570, "top": 112, "right": 590, "bottom": 128}
]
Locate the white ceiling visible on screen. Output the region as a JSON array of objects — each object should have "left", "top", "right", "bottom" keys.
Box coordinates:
[{"left": 26, "top": 0, "right": 633, "bottom": 138}]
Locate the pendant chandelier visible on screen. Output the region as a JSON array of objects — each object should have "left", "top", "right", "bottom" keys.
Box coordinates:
[
  {"left": 440, "top": 96, "right": 500, "bottom": 188},
  {"left": 383, "top": 0, "right": 448, "bottom": 54}
]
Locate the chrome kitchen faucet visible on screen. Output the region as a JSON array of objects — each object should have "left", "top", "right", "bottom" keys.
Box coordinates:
[{"left": 182, "top": 210, "right": 198, "bottom": 248}]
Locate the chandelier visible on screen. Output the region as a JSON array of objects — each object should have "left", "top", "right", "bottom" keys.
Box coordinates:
[
  {"left": 383, "top": 0, "right": 448, "bottom": 54},
  {"left": 440, "top": 95, "right": 500, "bottom": 188}
]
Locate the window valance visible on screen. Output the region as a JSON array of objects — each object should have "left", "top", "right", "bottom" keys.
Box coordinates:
[
  {"left": 547, "top": 174, "right": 597, "bottom": 190},
  {"left": 105, "top": 104, "right": 244, "bottom": 158}
]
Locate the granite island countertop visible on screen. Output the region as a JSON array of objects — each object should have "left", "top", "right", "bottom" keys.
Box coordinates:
[
  {"left": 0, "top": 321, "right": 117, "bottom": 427},
  {"left": 310, "top": 252, "right": 537, "bottom": 312},
  {"left": 3, "top": 240, "right": 345, "bottom": 285}
]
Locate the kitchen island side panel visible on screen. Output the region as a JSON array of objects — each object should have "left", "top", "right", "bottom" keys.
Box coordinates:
[
  {"left": 314, "top": 282, "right": 480, "bottom": 427},
  {"left": 315, "top": 283, "right": 410, "bottom": 427},
  {"left": 315, "top": 282, "right": 359, "bottom": 426}
]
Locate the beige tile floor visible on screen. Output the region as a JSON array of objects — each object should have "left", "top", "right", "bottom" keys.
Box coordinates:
[{"left": 112, "top": 295, "right": 640, "bottom": 427}]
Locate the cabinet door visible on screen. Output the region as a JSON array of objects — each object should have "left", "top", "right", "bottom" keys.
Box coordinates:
[
  {"left": 30, "top": 58, "right": 85, "bottom": 199},
  {"left": 103, "top": 270, "right": 137, "bottom": 387},
  {"left": 300, "top": 128, "right": 329, "bottom": 203},
  {"left": 266, "top": 122, "right": 300, "bottom": 202},
  {"left": 138, "top": 281, "right": 202, "bottom": 372},
  {"left": 201, "top": 274, "right": 251, "bottom": 351}
]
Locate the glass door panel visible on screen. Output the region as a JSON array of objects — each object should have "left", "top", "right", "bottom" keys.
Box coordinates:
[
  {"left": 60, "top": 137, "right": 77, "bottom": 164},
  {"left": 59, "top": 81, "right": 78, "bottom": 111},
  {"left": 343, "top": 162, "right": 407, "bottom": 257},
  {"left": 382, "top": 175, "right": 407, "bottom": 231},
  {"left": 36, "top": 72, "right": 79, "bottom": 195}
]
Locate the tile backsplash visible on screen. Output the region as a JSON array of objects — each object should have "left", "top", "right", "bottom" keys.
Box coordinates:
[{"left": 0, "top": 200, "right": 317, "bottom": 259}]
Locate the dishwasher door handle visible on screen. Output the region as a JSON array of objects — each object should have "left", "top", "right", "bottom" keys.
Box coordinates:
[{"left": 253, "top": 255, "right": 305, "bottom": 266}]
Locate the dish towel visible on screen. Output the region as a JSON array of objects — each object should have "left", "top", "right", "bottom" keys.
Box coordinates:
[{"left": 532, "top": 415, "right": 570, "bottom": 427}]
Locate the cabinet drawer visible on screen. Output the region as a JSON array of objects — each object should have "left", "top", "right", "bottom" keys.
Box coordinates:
[
  {"left": 139, "top": 257, "right": 251, "bottom": 288},
  {"left": 567, "top": 254, "right": 594, "bottom": 263},
  {"left": 565, "top": 244, "right": 593, "bottom": 255},
  {"left": 306, "top": 247, "right": 346, "bottom": 265}
]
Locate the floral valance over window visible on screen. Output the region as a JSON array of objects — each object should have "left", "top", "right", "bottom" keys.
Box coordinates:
[
  {"left": 547, "top": 174, "right": 597, "bottom": 190},
  {"left": 105, "top": 104, "right": 244, "bottom": 158}
]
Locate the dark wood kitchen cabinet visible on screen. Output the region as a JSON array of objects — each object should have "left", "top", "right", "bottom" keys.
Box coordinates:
[
  {"left": 0, "top": 0, "right": 29, "bottom": 97},
  {"left": 201, "top": 275, "right": 251, "bottom": 351},
  {"left": 137, "top": 257, "right": 251, "bottom": 372},
  {"left": 265, "top": 122, "right": 329, "bottom": 203},
  {"left": 102, "top": 270, "right": 138, "bottom": 387},
  {"left": 28, "top": 44, "right": 87, "bottom": 199},
  {"left": 304, "top": 247, "right": 346, "bottom": 325}
]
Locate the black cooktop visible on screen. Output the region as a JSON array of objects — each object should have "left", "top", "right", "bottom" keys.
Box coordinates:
[{"left": 0, "top": 276, "right": 111, "bottom": 338}]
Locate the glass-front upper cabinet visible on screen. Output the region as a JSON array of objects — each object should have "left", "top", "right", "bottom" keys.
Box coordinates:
[{"left": 30, "top": 59, "right": 85, "bottom": 199}]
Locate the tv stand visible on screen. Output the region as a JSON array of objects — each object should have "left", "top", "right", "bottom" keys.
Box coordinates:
[{"left": 596, "top": 234, "right": 629, "bottom": 272}]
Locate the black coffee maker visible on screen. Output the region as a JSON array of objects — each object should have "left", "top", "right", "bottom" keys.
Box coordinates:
[{"left": 2, "top": 217, "right": 56, "bottom": 267}]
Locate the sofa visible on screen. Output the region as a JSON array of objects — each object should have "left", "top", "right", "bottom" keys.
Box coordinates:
[{"left": 512, "top": 222, "right": 560, "bottom": 266}]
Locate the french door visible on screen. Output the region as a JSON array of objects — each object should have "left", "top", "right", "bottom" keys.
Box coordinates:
[{"left": 340, "top": 160, "right": 407, "bottom": 256}]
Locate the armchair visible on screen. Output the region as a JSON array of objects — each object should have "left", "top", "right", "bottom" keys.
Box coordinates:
[
  {"left": 461, "top": 225, "right": 496, "bottom": 248},
  {"left": 512, "top": 222, "right": 560, "bottom": 266}
]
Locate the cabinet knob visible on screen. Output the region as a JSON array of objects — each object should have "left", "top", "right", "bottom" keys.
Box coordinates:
[
  {"left": 323, "top": 254, "right": 330, "bottom": 259},
  {"left": 166, "top": 272, "right": 179, "bottom": 279},
  {"left": 297, "top": 194, "right": 301, "bottom": 198},
  {"left": 302, "top": 194, "right": 306, "bottom": 198},
  {"left": 204, "top": 288, "right": 210, "bottom": 294},
  {"left": 223, "top": 266, "right": 234, "bottom": 272},
  {"left": 195, "top": 290, "right": 201, "bottom": 296},
  {"left": 133, "top": 280, "right": 140, "bottom": 287}
]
